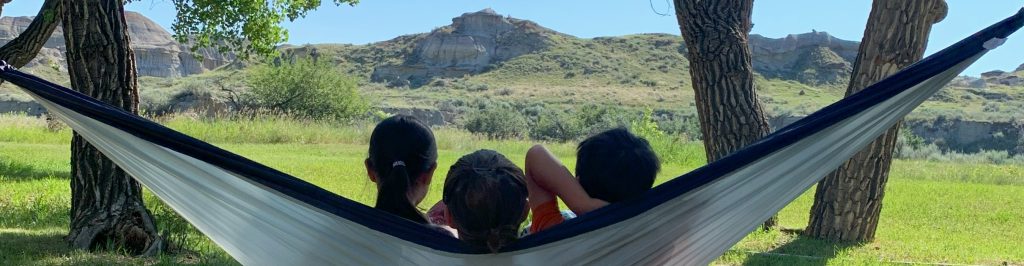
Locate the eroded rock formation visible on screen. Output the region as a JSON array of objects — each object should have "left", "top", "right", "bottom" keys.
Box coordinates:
[
  {"left": 981, "top": 69, "right": 1024, "bottom": 86},
  {"left": 371, "top": 8, "right": 552, "bottom": 87},
  {"left": 749, "top": 31, "right": 859, "bottom": 85}
]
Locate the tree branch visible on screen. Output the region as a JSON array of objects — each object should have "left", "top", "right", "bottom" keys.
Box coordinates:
[
  {"left": 0, "top": 0, "right": 64, "bottom": 68},
  {"left": 0, "top": 0, "right": 14, "bottom": 17}
]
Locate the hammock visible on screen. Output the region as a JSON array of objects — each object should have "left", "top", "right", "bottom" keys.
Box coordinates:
[{"left": 1, "top": 9, "right": 1021, "bottom": 265}]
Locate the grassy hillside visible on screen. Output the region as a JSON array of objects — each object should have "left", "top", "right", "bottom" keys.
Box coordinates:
[{"left": 2, "top": 31, "right": 1023, "bottom": 125}]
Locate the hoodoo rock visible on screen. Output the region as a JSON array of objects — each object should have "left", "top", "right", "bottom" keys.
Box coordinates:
[{"left": 371, "top": 8, "right": 553, "bottom": 87}]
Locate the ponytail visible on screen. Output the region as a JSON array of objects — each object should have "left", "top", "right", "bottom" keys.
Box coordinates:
[
  {"left": 374, "top": 161, "right": 428, "bottom": 224},
  {"left": 367, "top": 115, "right": 438, "bottom": 225},
  {"left": 459, "top": 225, "right": 519, "bottom": 253}
]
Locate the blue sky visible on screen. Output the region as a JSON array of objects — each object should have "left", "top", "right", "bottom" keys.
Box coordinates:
[{"left": 2, "top": 1, "right": 1022, "bottom": 76}]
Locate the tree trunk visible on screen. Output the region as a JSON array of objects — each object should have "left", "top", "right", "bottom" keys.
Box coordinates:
[
  {"left": 805, "top": 0, "right": 947, "bottom": 242},
  {"left": 0, "top": 0, "right": 63, "bottom": 68},
  {"left": 674, "top": 0, "right": 776, "bottom": 228},
  {"left": 63, "top": 0, "right": 163, "bottom": 255}
]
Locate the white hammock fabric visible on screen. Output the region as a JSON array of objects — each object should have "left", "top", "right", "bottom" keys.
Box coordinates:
[{"left": 1, "top": 9, "right": 1020, "bottom": 266}]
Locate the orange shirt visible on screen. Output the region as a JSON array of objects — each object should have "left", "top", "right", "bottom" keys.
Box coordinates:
[{"left": 529, "top": 199, "right": 565, "bottom": 234}]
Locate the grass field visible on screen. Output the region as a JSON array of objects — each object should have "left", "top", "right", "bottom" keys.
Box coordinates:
[{"left": 1, "top": 114, "right": 1023, "bottom": 265}]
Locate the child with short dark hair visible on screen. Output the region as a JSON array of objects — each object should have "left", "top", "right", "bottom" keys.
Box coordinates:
[
  {"left": 442, "top": 149, "right": 529, "bottom": 252},
  {"left": 525, "top": 128, "right": 660, "bottom": 234}
]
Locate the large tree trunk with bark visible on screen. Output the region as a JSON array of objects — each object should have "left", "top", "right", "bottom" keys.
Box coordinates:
[
  {"left": 674, "top": 0, "right": 776, "bottom": 228},
  {"left": 63, "top": 0, "right": 163, "bottom": 255},
  {"left": 805, "top": 0, "right": 947, "bottom": 242},
  {"left": 0, "top": 0, "right": 63, "bottom": 68}
]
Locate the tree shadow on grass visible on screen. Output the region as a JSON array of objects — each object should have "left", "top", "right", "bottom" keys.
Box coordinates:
[
  {"left": 741, "top": 229, "right": 863, "bottom": 266},
  {"left": 0, "top": 228, "right": 70, "bottom": 264},
  {"left": 0, "top": 229, "right": 138, "bottom": 265},
  {"left": 0, "top": 157, "right": 69, "bottom": 181},
  {"left": 0, "top": 229, "right": 229, "bottom": 265}
]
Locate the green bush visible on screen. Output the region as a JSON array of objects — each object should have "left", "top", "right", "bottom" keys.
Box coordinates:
[
  {"left": 630, "top": 108, "right": 664, "bottom": 140},
  {"left": 655, "top": 115, "right": 702, "bottom": 141},
  {"left": 628, "top": 108, "right": 705, "bottom": 167},
  {"left": 530, "top": 110, "right": 586, "bottom": 141},
  {"left": 452, "top": 80, "right": 490, "bottom": 91},
  {"left": 463, "top": 105, "right": 528, "bottom": 139},
  {"left": 576, "top": 105, "right": 633, "bottom": 135},
  {"left": 896, "top": 124, "right": 925, "bottom": 155},
  {"left": 896, "top": 142, "right": 1024, "bottom": 165},
  {"left": 462, "top": 103, "right": 703, "bottom": 143},
  {"left": 248, "top": 58, "right": 368, "bottom": 120}
]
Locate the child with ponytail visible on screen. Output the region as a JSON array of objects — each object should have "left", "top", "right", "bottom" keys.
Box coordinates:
[{"left": 365, "top": 115, "right": 439, "bottom": 225}]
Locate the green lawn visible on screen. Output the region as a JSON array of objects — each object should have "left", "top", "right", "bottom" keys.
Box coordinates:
[{"left": 1, "top": 114, "right": 1022, "bottom": 265}]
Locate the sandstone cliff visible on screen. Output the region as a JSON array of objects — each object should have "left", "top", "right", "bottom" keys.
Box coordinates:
[
  {"left": 371, "top": 9, "right": 554, "bottom": 87},
  {"left": 981, "top": 69, "right": 1024, "bottom": 86},
  {"left": 749, "top": 31, "right": 858, "bottom": 85},
  {"left": 0, "top": 12, "right": 233, "bottom": 78}
]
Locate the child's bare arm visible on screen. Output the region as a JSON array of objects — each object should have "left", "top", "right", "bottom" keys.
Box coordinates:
[
  {"left": 525, "top": 155, "right": 556, "bottom": 210},
  {"left": 525, "top": 145, "right": 607, "bottom": 214}
]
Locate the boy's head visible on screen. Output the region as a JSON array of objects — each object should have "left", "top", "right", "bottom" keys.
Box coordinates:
[{"left": 576, "top": 128, "right": 660, "bottom": 202}]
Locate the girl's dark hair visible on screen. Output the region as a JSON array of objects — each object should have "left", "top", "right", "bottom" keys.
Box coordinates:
[
  {"left": 442, "top": 150, "right": 528, "bottom": 253},
  {"left": 368, "top": 115, "right": 438, "bottom": 224}
]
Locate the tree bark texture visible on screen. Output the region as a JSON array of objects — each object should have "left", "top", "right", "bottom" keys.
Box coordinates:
[
  {"left": 805, "top": 0, "right": 947, "bottom": 242},
  {"left": 674, "top": 0, "right": 776, "bottom": 228},
  {"left": 0, "top": 0, "right": 63, "bottom": 68},
  {"left": 63, "top": 0, "right": 163, "bottom": 255}
]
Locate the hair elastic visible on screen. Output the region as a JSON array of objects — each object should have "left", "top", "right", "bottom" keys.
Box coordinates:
[{"left": 392, "top": 161, "right": 406, "bottom": 167}]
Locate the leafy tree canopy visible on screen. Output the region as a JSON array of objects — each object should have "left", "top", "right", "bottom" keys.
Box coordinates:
[{"left": 170, "top": 0, "right": 358, "bottom": 58}]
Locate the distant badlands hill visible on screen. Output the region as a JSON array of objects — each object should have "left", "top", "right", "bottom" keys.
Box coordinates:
[
  {"left": 280, "top": 9, "right": 1020, "bottom": 88},
  {"left": 0, "top": 9, "right": 1022, "bottom": 155},
  {"left": 285, "top": 8, "right": 864, "bottom": 87},
  {"left": 0, "top": 9, "right": 1017, "bottom": 85}
]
